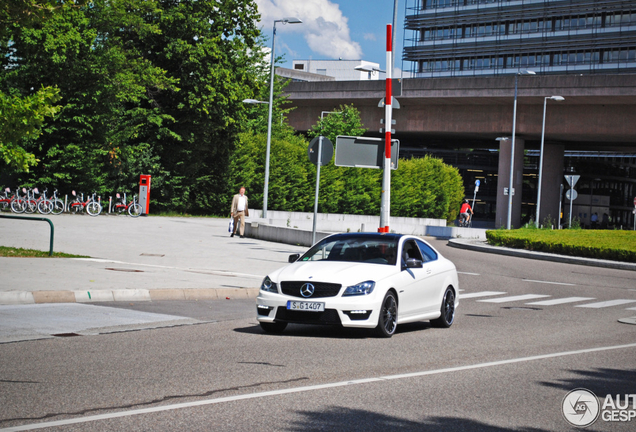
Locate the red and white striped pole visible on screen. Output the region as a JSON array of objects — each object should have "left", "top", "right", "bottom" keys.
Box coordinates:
[{"left": 379, "top": 24, "right": 393, "bottom": 233}]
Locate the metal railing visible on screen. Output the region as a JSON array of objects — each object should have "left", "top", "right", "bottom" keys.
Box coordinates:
[{"left": 0, "top": 214, "right": 54, "bottom": 256}]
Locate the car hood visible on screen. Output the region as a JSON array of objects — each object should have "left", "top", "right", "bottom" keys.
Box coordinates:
[{"left": 270, "top": 261, "right": 397, "bottom": 286}]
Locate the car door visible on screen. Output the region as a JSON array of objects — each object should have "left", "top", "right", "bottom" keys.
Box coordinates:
[
  {"left": 394, "top": 239, "right": 430, "bottom": 318},
  {"left": 415, "top": 239, "right": 447, "bottom": 314}
]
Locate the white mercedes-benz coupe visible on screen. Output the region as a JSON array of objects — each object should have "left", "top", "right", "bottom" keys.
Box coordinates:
[{"left": 256, "top": 233, "right": 459, "bottom": 337}]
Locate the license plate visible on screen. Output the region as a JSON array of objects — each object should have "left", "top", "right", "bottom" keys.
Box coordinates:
[{"left": 287, "top": 301, "right": 325, "bottom": 312}]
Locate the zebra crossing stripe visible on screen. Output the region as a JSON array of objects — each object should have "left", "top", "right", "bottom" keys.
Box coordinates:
[
  {"left": 478, "top": 294, "right": 550, "bottom": 303},
  {"left": 458, "top": 291, "right": 506, "bottom": 299},
  {"left": 526, "top": 297, "right": 595, "bottom": 306},
  {"left": 575, "top": 299, "right": 636, "bottom": 309}
]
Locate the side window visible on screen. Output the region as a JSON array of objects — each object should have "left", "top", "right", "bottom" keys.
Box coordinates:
[
  {"left": 415, "top": 239, "right": 438, "bottom": 263},
  {"left": 402, "top": 240, "right": 424, "bottom": 262}
]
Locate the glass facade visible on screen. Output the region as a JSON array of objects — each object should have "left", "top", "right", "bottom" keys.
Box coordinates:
[{"left": 404, "top": 0, "right": 636, "bottom": 77}]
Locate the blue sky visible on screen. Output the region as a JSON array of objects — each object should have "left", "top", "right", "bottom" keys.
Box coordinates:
[{"left": 255, "top": 0, "right": 408, "bottom": 75}]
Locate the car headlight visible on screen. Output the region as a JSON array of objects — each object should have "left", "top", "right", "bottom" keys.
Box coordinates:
[
  {"left": 260, "top": 276, "right": 278, "bottom": 293},
  {"left": 343, "top": 281, "right": 375, "bottom": 296}
]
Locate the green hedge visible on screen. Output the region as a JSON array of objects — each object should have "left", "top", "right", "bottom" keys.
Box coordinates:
[
  {"left": 486, "top": 229, "right": 636, "bottom": 263},
  {"left": 228, "top": 131, "right": 465, "bottom": 222}
]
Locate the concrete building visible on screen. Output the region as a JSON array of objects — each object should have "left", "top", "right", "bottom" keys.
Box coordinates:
[
  {"left": 283, "top": 74, "right": 636, "bottom": 229},
  {"left": 280, "top": 1, "right": 636, "bottom": 230},
  {"left": 403, "top": 0, "right": 636, "bottom": 78},
  {"left": 291, "top": 59, "right": 383, "bottom": 81}
]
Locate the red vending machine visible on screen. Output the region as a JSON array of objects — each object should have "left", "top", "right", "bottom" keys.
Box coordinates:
[{"left": 139, "top": 175, "right": 151, "bottom": 215}]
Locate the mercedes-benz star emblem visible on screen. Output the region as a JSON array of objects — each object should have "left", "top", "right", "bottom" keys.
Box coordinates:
[{"left": 300, "top": 283, "right": 315, "bottom": 298}]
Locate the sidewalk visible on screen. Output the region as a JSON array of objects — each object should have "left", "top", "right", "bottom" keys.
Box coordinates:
[
  {"left": 1, "top": 214, "right": 633, "bottom": 306},
  {"left": 0, "top": 214, "right": 307, "bottom": 305}
]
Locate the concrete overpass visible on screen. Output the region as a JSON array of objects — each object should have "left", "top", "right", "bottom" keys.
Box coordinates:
[{"left": 284, "top": 74, "right": 636, "bottom": 228}]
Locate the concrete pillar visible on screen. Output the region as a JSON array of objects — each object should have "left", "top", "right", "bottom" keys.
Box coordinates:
[
  {"left": 495, "top": 138, "right": 525, "bottom": 229},
  {"left": 538, "top": 143, "right": 565, "bottom": 226}
]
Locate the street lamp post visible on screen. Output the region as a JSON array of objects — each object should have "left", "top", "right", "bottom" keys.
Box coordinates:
[
  {"left": 506, "top": 70, "right": 536, "bottom": 230},
  {"left": 263, "top": 17, "right": 302, "bottom": 219},
  {"left": 536, "top": 95, "right": 565, "bottom": 227}
]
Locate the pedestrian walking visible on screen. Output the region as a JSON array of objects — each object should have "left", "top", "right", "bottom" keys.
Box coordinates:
[{"left": 230, "top": 187, "right": 249, "bottom": 238}]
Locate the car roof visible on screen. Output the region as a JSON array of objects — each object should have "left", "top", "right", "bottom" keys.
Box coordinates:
[{"left": 323, "top": 232, "right": 405, "bottom": 241}]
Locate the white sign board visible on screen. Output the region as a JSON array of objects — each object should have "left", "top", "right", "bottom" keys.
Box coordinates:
[
  {"left": 335, "top": 136, "right": 399, "bottom": 170},
  {"left": 565, "top": 175, "right": 580, "bottom": 188}
]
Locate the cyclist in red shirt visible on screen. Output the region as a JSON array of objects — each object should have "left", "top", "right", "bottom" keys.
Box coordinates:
[{"left": 460, "top": 200, "right": 473, "bottom": 226}]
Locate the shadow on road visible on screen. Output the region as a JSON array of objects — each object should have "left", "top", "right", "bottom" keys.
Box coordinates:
[
  {"left": 288, "top": 406, "right": 551, "bottom": 432},
  {"left": 233, "top": 321, "right": 433, "bottom": 339}
]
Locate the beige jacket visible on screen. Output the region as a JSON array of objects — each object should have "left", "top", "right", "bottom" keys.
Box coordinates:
[{"left": 230, "top": 194, "right": 249, "bottom": 216}]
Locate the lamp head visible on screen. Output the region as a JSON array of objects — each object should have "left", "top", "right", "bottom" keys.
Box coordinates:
[
  {"left": 549, "top": 96, "right": 565, "bottom": 101},
  {"left": 280, "top": 17, "right": 302, "bottom": 24}
]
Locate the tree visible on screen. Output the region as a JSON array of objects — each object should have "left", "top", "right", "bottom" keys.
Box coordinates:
[
  {"left": 3, "top": 0, "right": 265, "bottom": 213},
  {"left": 0, "top": 86, "right": 60, "bottom": 171}
]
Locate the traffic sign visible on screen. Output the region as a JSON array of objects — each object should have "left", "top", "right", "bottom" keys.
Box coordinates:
[
  {"left": 566, "top": 189, "right": 578, "bottom": 201},
  {"left": 565, "top": 175, "right": 580, "bottom": 188},
  {"left": 308, "top": 136, "right": 333, "bottom": 166},
  {"left": 335, "top": 136, "right": 399, "bottom": 170}
]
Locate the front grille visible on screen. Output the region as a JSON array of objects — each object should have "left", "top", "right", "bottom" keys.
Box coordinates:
[
  {"left": 275, "top": 308, "right": 341, "bottom": 325},
  {"left": 280, "top": 281, "right": 342, "bottom": 298}
]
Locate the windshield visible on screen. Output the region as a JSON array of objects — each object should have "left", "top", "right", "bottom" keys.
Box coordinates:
[{"left": 299, "top": 235, "right": 398, "bottom": 265}]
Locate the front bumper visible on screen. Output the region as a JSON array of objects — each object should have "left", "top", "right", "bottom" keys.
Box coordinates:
[{"left": 256, "top": 290, "right": 381, "bottom": 329}]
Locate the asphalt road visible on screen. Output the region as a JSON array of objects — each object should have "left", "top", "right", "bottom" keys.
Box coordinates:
[{"left": 1, "top": 239, "right": 635, "bottom": 431}]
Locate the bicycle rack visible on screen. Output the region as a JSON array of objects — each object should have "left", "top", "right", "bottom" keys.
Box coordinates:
[{"left": 0, "top": 214, "right": 55, "bottom": 256}]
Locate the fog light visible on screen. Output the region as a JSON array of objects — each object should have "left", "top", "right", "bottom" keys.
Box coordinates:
[{"left": 350, "top": 310, "right": 368, "bottom": 314}]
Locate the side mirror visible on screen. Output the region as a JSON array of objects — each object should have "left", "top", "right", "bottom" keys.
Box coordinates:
[
  {"left": 405, "top": 258, "right": 423, "bottom": 269},
  {"left": 288, "top": 253, "right": 300, "bottom": 263}
]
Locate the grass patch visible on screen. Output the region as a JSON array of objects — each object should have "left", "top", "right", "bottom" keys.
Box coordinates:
[
  {"left": 486, "top": 229, "right": 636, "bottom": 263},
  {"left": 0, "top": 246, "right": 88, "bottom": 258}
]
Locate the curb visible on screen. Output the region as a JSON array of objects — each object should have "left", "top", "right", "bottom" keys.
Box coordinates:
[
  {"left": 0, "top": 288, "right": 260, "bottom": 306},
  {"left": 448, "top": 239, "right": 636, "bottom": 272}
]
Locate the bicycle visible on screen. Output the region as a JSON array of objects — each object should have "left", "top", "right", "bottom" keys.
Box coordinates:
[
  {"left": 10, "top": 188, "right": 28, "bottom": 214},
  {"left": 458, "top": 214, "right": 473, "bottom": 228},
  {"left": 50, "top": 189, "right": 65, "bottom": 215},
  {"left": 69, "top": 191, "right": 102, "bottom": 216},
  {"left": 36, "top": 188, "right": 54, "bottom": 215},
  {"left": 113, "top": 192, "right": 142, "bottom": 217},
  {"left": 0, "top": 188, "right": 14, "bottom": 212}
]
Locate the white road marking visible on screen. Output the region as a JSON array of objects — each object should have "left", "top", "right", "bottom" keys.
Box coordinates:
[
  {"left": 73, "top": 258, "right": 263, "bottom": 279},
  {"left": 458, "top": 291, "right": 506, "bottom": 299},
  {"left": 4, "top": 343, "right": 636, "bottom": 432},
  {"left": 522, "top": 279, "right": 575, "bottom": 286},
  {"left": 526, "top": 297, "right": 595, "bottom": 306},
  {"left": 457, "top": 272, "right": 480, "bottom": 276},
  {"left": 576, "top": 299, "right": 636, "bottom": 309},
  {"left": 478, "top": 294, "right": 550, "bottom": 303}
]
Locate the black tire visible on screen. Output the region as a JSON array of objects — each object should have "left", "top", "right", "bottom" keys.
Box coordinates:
[
  {"left": 375, "top": 291, "right": 398, "bottom": 338},
  {"left": 431, "top": 287, "right": 456, "bottom": 328},
  {"left": 260, "top": 321, "right": 287, "bottom": 334}
]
